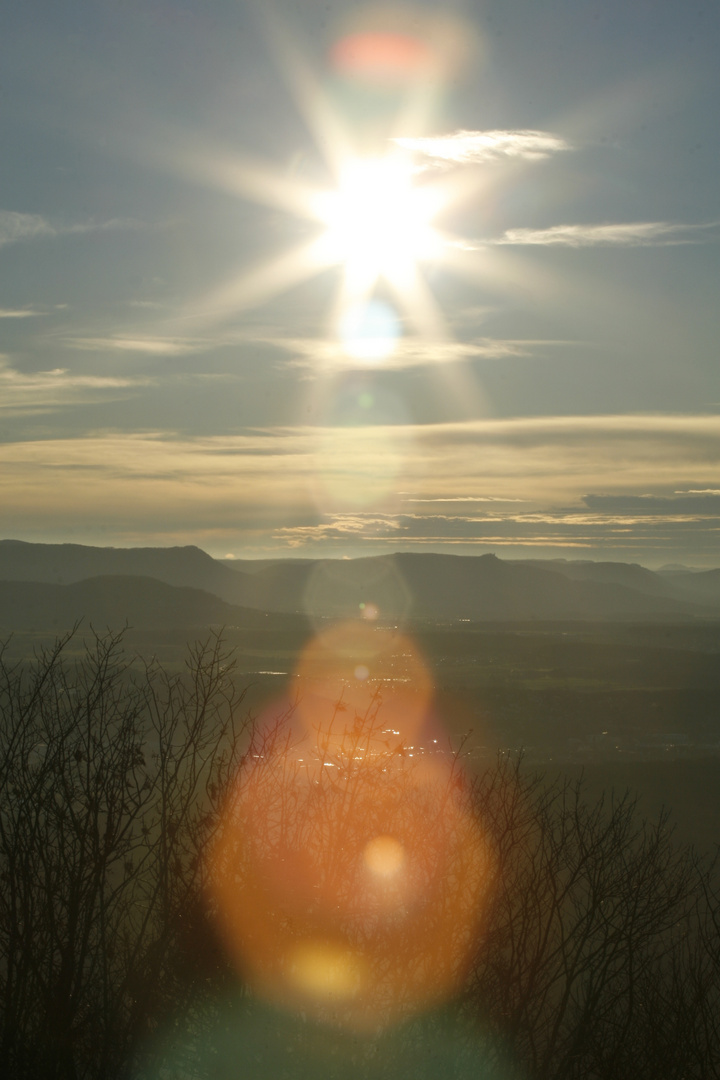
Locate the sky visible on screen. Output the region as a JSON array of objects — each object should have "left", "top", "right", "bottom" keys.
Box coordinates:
[{"left": 1, "top": 0, "right": 719, "bottom": 566}]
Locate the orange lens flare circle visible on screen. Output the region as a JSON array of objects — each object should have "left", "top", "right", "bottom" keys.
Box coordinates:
[
  {"left": 206, "top": 624, "right": 493, "bottom": 1029},
  {"left": 207, "top": 732, "right": 490, "bottom": 1028}
]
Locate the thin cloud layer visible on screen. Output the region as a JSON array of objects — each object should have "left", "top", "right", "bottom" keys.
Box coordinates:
[
  {"left": 402, "top": 496, "right": 527, "bottom": 504},
  {"left": 1, "top": 415, "right": 719, "bottom": 562},
  {"left": 66, "top": 336, "right": 206, "bottom": 357},
  {"left": 0, "top": 357, "right": 150, "bottom": 414},
  {"left": 278, "top": 335, "right": 530, "bottom": 372},
  {"left": 274, "top": 504, "right": 720, "bottom": 557},
  {"left": 0, "top": 212, "right": 55, "bottom": 246},
  {"left": 393, "top": 129, "right": 569, "bottom": 165},
  {"left": 583, "top": 492, "right": 720, "bottom": 515},
  {"left": 494, "top": 221, "right": 720, "bottom": 247},
  {"left": 0, "top": 210, "right": 142, "bottom": 248},
  {"left": 0, "top": 308, "right": 44, "bottom": 319}
]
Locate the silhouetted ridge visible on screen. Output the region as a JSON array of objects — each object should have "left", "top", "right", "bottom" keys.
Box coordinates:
[
  {"left": 0, "top": 576, "right": 305, "bottom": 631},
  {"left": 1, "top": 541, "right": 717, "bottom": 623}
]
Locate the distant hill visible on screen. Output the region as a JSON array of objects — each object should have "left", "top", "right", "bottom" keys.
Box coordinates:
[
  {"left": 0, "top": 539, "right": 246, "bottom": 597},
  {"left": 386, "top": 552, "right": 710, "bottom": 622},
  {"left": 1, "top": 540, "right": 718, "bottom": 625},
  {"left": 658, "top": 568, "right": 720, "bottom": 605},
  {"left": 0, "top": 576, "right": 307, "bottom": 633},
  {"left": 514, "top": 558, "right": 677, "bottom": 598}
]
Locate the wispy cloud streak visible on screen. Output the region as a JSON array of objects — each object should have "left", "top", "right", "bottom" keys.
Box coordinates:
[
  {"left": 493, "top": 221, "right": 720, "bottom": 247},
  {"left": 278, "top": 335, "right": 530, "bottom": 372},
  {"left": 65, "top": 336, "right": 205, "bottom": 356},
  {"left": 0, "top": 357, "right": 149, "bottom": 414},
  {"left": 0, "top": 308, "right": 44, "bottom": 319},
  {"left": 393, "top": 129, "right": 569, "bottom": 165},
  {"left": 0, "top": 210, "right": 142, "bottom": 248}
]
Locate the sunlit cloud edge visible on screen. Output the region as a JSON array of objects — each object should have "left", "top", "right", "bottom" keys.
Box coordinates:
[
  {"left": 392, "top": 129, "right": 570, "bottom": 166},
  {"left": 485, "top": 220, "right": 720, "bottom": 248}
]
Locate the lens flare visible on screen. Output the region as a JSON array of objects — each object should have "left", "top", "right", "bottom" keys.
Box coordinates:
[
  {"left": 339, "top": 299, "right": 400, "bottom": 363},
  {"left": 331, "top": 31, "right": 435, "bottom": 84},
  {"left": 302, "top": 555, "right": 411, "bottom": 628},
  {"left": 363, "top": 834, "right": 406, "bottom": 878},
  {"left": 287, "top": 941, "right": 365, "bottom": 1000},
  {"left": 206, "top": 622, "right": 493, "bottom": 1030},
  {"left": 292, "top": 620, "right": 433, "bottom": 747}
]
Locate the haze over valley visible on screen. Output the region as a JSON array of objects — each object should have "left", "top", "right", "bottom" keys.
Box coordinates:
[{"left": 3, "top": 538, "right": 720, "bottom": 853}]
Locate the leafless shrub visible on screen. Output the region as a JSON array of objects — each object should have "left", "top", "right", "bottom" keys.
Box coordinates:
[{"left": 0, "top": 629, "right": 248, "bottom": 1080}]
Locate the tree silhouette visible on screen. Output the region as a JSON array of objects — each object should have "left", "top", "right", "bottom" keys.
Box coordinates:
[
  {"left": 467, "top": 755, "right": 720, "bottom": 1080},
  {"left": 0, "top": 629, "right": 247, "bottom": 1080},
  {"left": 1, "top": 630, "right": 719, "bottom": 1080}
]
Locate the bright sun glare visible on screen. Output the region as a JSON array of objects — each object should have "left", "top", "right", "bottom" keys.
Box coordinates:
[
  {"left": 315, "top": 156, "right": 441, "bottom": 286},
  {"left": 175, "top": 19, "right": 478, "bottom": 355}
]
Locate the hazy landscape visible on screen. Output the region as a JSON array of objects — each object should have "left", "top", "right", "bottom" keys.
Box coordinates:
[{"left": 3, "top": 538, "right": 720, "bottom": 853}]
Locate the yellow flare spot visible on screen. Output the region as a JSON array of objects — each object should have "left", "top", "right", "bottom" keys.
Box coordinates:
[
  {"left": 363, "top": 835, "right": 406, "bottom": 879},
  {"left": 287, "top": 941, "right": 364, "bottom": 1000},
  {"left": 354, "top": 664, "right": 370, "bottom": 680}
]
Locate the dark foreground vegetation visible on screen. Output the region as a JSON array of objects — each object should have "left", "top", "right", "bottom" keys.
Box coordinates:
[{"left": 1, "top": 631, "right": 719, "bottom": 1080}]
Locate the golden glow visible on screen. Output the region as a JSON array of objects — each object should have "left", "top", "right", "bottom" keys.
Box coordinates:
[
  {"left": 315, "top": 156, "right": 442, "bottom": 286},
  {"left": 206, "top": 616, "right": 493, "bottom": 1030},
  {"left": 363, "top": 835, "right": 406, "bottom": 879},
  {"left": 287, "top": 941, "right": 365, "bottom": 1000},
  {"left": 292, "top": 620, "right": 433, "bottom": 746}
]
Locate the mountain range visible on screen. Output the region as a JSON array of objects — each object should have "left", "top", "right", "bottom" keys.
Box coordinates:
[{"left": 0, "top": 539, "right": 718, "bottom": 631}]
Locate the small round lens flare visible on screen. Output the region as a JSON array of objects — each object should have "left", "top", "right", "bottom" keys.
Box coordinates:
[
  {"left": 339, "top": 299, "right": 400, "bottom": 363},
  {"left": 331, "top": 31, "right": 435, "bottom": 84},
  {"left": 364, "top": 835, "right": 406, "bottom": 879},
  {"left": 354, "top": 664, "right": 370, "bottom": 680},
  {"left": 287, "top": 941, "right": 365, "bottom": 1000}
]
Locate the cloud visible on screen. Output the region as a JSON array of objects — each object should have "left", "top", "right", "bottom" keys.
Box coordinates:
[
  {"left": 0, "top": 357, "right": 150, "bottom": 414},
  {"left": 492, "top": 221, "right": 720, "bottom": 247},
  {"left": 0, "top": 416, "right": 718, "bottom": 561},
  {"left": 392, "top": 129, "right": 569, "bottom": 166},
  {"left": 0, "top": 308, "right": 45, "bottom": 319},
  {"left": 266, "top": 335, "right": 530, "bottom": 372},
  {"left": 583, "top": 492, "right": 720, "bottom": 516},
  {"left": 273, "top": 500, "right": 720, "bottom": 553},
  {"left": 273, "top": 515, "right": 398, "bottom": 546},
  {"left": 0, "top": 212, "right": 55, "bottom": 246},
  {"left": 65, "top": 336, "right": 205, "bottom": 356},
  {"left": 402, "top": 496, "right": 527, "bottom": 504},
  {"left": 0, "top": 210, "right": 142, "bottom": 248}
]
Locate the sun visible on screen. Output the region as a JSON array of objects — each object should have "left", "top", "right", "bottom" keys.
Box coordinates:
[
  {"left": 180, "top": 143, "right": 452, "bottom": 351},
  {"left": 313, "top": 155, "right": 442, "bottom": 289},
  {"left": 166, "top": 25, "right": 462, "bottom": 349}
]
